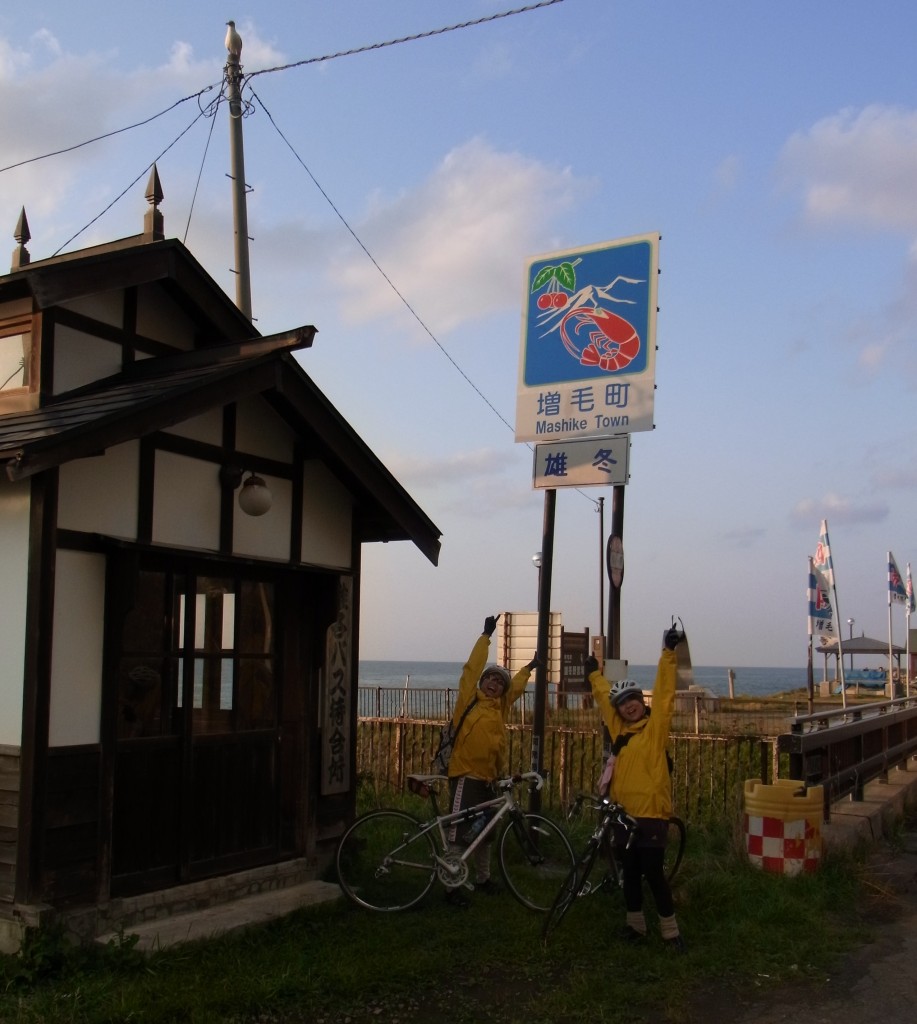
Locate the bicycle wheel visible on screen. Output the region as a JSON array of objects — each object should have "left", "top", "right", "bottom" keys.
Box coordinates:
[
  {"left": 664, "top": 815, "right": 687, "bottom": 883},
  {"left": 498, "top": 813, "right": 575, "bottom": 913},
  {"left": 541, "top": 839, "right": 601, "bottom": 945},
  {"left": 335, "top": 810, "right": 436, "bottom": 911}
]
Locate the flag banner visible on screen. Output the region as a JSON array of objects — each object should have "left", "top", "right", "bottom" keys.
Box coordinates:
[
  {"left": 908, "top": 563, "right": 916, "bottom": 617},
  {"left": 808, "top": 557, "right": 834, "bottom": 636},
  {"left": 813, "top": 520, "right": 834, "bottom": 587},
  {"left": 888, "top": 552, "right": 907, "bottom": 605}
]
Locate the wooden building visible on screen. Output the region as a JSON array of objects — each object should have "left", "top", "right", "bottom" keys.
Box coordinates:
[{"left": 0, "top": 198, "right": 440, "bottom": 949}]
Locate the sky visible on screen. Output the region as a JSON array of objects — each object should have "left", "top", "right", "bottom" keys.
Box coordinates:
[{"left": 2, "top": 0, "right": 917, "bottom": 669}]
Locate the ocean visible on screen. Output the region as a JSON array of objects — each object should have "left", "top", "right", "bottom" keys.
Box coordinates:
[{"left": 359, "top": 660, "right": 810, "bottom": 698}]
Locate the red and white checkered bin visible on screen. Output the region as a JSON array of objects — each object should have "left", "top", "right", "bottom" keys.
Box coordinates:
[{"left": 743, "top": 778, "right": 823, "bottom": 876}]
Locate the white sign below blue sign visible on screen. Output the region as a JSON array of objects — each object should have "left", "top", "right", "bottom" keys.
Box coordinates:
[{"left": 533, "top": 436, "right": 630, "bottom": 489}]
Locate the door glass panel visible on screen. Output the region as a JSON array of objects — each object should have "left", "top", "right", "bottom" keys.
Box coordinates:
[
  {"left": 119, "top": 570, "right": 276, "bottom": 735},
  {"left": 238, "top": 658, "right": 274, "bottom": 728},
  {"left": 191, "top": 578, "right": 234, "bottom": 734},
  {"left": 117, "top": 570, "right": 172, "bottom": 738}
]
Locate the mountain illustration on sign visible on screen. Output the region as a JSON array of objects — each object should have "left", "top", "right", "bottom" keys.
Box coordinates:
[{"left": 531, "top": 271, "right": 646, "bottom": 374}]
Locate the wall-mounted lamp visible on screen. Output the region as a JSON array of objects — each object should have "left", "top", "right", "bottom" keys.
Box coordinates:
[{"left": 219, "top": 465, "right": 273, "bottom": 517}]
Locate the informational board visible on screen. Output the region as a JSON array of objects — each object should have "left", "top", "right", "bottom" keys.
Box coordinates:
[
  {"left": 516, "top": 233, "right": 660, "bottom": 443},
  {"left": 493, "top": 611, "right": 562, "bottom": 683}
]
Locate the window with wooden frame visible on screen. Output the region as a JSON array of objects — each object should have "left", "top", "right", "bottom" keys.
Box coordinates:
[{"left": 0, "top": 311, "right": 33, "bottom": 393}]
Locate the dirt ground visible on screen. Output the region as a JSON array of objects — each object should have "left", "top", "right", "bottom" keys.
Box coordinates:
[{"left": 694, "top": 827, "right": 917, "bottom": 1024}]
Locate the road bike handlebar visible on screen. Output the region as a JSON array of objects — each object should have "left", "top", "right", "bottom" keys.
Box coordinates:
[{"left": 496, "top": 771, "right": 545, "bottom": 792}]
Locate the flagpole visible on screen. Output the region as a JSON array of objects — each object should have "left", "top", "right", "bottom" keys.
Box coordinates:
[
  {"left": 815, "top": 520, "right": 846, "bottom": 707},
  {"left": 900, "top": 565, "right": 908, "bottom": 700},
  {"left": 806, "top": 635, "right": 814, "bottom": 715},
  {"left": 832, "top": 583, "right": 847, "bottom": 708},
  {"left": 887, "top": 582, "right": 894, "bottom": 699}
]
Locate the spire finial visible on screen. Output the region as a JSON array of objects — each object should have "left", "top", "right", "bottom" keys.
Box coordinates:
[
  {"left": 143, "top": 165, "right": 164, "bottom": 241},
  {"left": 11, "top": 206, "right": 30, "bottom": 269}
]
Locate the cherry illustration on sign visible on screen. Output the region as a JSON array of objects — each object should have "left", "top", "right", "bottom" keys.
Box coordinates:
[{"left": 531, "top": 261, "right": 645, "bottom": 375}]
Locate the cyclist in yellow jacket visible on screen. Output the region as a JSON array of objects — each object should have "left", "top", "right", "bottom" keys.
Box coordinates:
[
  {"left": 584, "top": 624, "right": 685, "bottom": 950},
  {"left": 446, "top": 614, "right": 539, "bottom": 904}
]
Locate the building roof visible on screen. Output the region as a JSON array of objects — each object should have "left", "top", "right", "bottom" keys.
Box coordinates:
[
  {"left": 0, "top": 237, "right": 441, "bottom": 565},
  {"left": 1, "top": 236, "right": 256, "bottom": 345},
  {"left": 816, "top": 635, "right": 906, "bottom": 658}
]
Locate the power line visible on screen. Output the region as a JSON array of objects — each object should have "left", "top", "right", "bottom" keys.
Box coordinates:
[
  {"left": 251, "top": 86, "right": 516, "bottom": 434},
  {"left": 246, "top": 0, "right": 568, "bottom": 80},
  {"left": 253, "top": 86, "right": 599, "bottom": 508},
  {"left": 0, "top": 1, "right": 568, "bottom": 178},
  {"left": 0, "top": 86, "right": 220, "bottom": 175},
  {"left": 52, "top": 103, "right": 216, "bottom": 256}
]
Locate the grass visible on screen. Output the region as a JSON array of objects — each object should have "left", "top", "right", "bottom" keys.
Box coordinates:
[{"left": 0, "top": 815, "right": 881, "bottom": 1024}]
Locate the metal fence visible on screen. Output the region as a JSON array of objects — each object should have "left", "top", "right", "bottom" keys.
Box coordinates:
[
  {"left": 355, "top": 686, "right": 917, "bottom": 831},
  {"left": 357, "top": 685, "right": 816, "bottom": 736},
  {"left": 355, "top": 686, "right": 789, "bottom": 827}
]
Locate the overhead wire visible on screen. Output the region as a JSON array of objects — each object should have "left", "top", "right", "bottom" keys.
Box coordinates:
[
  {"left": 5, "top": 0, "right": 598, "bottom": 501},
  {"left": 183, "top": 93, "right": 225, "bottom": 245},
  {"left": 51, "top": 101, "right": 218, "bottom": 256},
  {"left": 0, "top": 85, "right": 221, "bottom": 175},
  {"left": 246, "top": 0, "right": 567, "bottom": 80},
  {"left": 251, "top": 83, "right": 602, "bottom": 508},
  {"left": 250, "top": 84, "right": 517, "bottom": 436}
]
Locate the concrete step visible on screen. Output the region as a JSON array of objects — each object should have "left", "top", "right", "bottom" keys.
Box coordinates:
[{"left": 95, "top": 879, "right": 341, "bottom": 951}]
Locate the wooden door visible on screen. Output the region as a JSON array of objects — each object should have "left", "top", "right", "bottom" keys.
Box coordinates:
[{"left": 108, "top": 561, "right": 283, "bottom": 895}]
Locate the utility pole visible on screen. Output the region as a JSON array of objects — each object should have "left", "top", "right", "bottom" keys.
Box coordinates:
[{"left": 224, "top": 21, "right": 253, "bottom": 320}]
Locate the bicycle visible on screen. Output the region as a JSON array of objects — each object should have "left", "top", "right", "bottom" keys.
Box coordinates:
[
  {"left": 541, "top": 794, "right": 686, "bottom": 945},
  {"left": 335, "top": 771, "right": 575, "bottom": 913}
]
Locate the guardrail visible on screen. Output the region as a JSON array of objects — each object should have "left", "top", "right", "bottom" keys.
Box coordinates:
[{"left": 777, "top": 695, "right": 917, "bottom": 820}]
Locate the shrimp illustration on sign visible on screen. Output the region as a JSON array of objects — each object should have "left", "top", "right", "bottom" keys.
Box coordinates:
[{"left": 532, "top": 263, "right": 645, "bottom": 374}]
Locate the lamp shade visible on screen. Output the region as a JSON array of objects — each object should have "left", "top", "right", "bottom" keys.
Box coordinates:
[{"left": 238, "top": 473, "right": 272, "bottom": 517}]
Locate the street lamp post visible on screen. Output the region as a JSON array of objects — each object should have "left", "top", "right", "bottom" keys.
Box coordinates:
[{"left": 847, "top": 618, "right": 855, "bottom": 672}]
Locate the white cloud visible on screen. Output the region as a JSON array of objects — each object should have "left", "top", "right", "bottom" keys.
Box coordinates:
[
  {"left": 384, "top": 447, "right": 516, "bottom": 486},
  {"left": 779, "top": 105, "right": 917, "bottom": 232},
  {"left": 328, "top": 137, "right": 588, "bottom": 334},
  {"left": 714, "top": 154, "right": 741, "bottom": 191},
  {"left": 791, "top": 493, "right": 888, "bottom": 526}
]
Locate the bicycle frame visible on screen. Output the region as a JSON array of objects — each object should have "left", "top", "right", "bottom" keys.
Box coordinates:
[
  {"left": 408, "top": 774, "right": 533, "bottom": 886},
  {"left": 337, "top": 770, "right": 575, "bottom": 914}
]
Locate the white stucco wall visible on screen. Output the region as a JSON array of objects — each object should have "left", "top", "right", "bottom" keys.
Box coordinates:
[
  {"left": 233, "top": 473, "right": 294, "bottom": 561},
  {"left": 164, "top": 408, "right": 223, "bottom": 445},
  {"left": 53, "top": 325, "right": 123, "bottom": 393},
  {"left": 152, "top": 450, "right": 221, "bottom": 551},
  {"left": 0, "top": 480, "right": 29, "bottom": 746},
  {"left": 60, "top": 290, "right": 123, "bottom": 328},
  {"left": 58, "top": 440, "right": 139, "bottom": 539},
  {"left": 301, "top": 462, "right": 352, "bottom": 569},
  {"left": 236, "top": 396, "right": 294, "bottom": 461},
  {"left": 49, "top": 550, "right": 105, "bottom": 746},
  {"left": 135, "top": 283, "right": 196, "bottom": 348}
]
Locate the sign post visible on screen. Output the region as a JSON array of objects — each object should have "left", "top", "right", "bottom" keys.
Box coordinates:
[{"left": 516, "top": 234, "right": 660, "bottom": 809}]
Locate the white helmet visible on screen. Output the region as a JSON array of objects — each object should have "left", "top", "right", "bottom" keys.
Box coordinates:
[{"left": 610, "top": 678, "right": 644, "bottom": 708}]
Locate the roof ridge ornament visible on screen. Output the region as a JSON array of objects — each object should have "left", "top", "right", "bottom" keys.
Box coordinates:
[
  {"left": 11, "top": 206, "right": 30, "bottom": 270},
  {"left": 143, "top": 165, "right": 164, "bottom": 241}
]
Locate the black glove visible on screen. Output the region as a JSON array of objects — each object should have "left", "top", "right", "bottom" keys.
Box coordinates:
[
  {"left": 584, "top": 655, "right": 599, "bottom": 677},
  {"left": 664, "top": 626, "right": 682, "bottom": 651},
  {"left": 526, "top": 654, "right": 543, "bottom": 672},
  {"left": 483, "top": 614, "right": 499, "bottom": 637}
]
